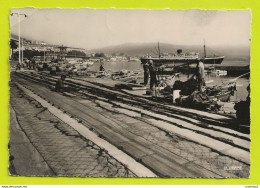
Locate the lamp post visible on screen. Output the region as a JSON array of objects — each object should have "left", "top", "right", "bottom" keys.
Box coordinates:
[{"left": 10, "top": 12, "right": 27, "bottom": 65}]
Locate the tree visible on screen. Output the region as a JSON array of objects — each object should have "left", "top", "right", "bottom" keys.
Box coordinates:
[
  {"left": 94, "top": 53, "right": 105, "bottom": 58},
  {"left": 67, "top": 50, "right": 86, "bottom": 57},
  {"left": 10, "top": 40, "right": 18, "bottom": 59},
  {"left": 13, "top": 50, "right": 44, "bottom": 60}
]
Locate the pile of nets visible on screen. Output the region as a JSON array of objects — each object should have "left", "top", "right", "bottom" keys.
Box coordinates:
[
  {"left": 175, "top": 91, "right": 220, "bottom": 111},
  {"left": 172, "top": 78, "right": 198, "bottom": 96}
]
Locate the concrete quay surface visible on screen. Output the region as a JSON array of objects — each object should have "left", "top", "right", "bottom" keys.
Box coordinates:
[
  {"left": 9, "top": 71, "right": 250, "bottom": 178},
  {"left": 9, "top": 83, "right": 136, "bottom": 177}
]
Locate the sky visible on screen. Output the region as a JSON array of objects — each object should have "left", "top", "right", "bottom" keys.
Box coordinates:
[{"left": 10, "top": 8, "right": 251, "bottom": 50}]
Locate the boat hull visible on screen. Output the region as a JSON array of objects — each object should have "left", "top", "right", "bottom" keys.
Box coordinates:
[
  {"left": 140, "top": 56, "right": 224, "bottom": 66},
  {"left": 201, "top": 56, "right": 225, "bottom": 65},
  {"left": 140, "top": 57, "right": 199, "bottom": 66}
]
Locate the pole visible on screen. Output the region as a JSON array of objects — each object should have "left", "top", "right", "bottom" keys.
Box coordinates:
[
  {"left": 219, "top": 72, "right": 250, "bottom": 87},
  {"left": 21, "top": 38, "right": 23, "bottom": 65},
  {"left": 18, "top": 14, "right": 21, "bottom": 65},
  {"left": 158, "top": 41, "right": 161, "bottom": 58},
  {"left": 11, "top": 12, "right": 27, "bottom": 65},
  {"left": 44, "top": 49, "right": 46, "bottom": 62},
  {"left": 203, "top": 39, "right": 206, "bottom": 58},
  {"left": 214, "top": 55, "right": 215, "bottom": 71}
]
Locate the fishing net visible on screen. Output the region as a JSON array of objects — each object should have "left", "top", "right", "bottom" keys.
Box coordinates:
[{"left": 172, "top": 78, "right": 198, "bottom": 95}]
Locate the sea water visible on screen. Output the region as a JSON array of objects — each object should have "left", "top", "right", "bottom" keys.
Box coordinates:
[{"left": 89, "top": 60, "right": 250, "bottom": 101}]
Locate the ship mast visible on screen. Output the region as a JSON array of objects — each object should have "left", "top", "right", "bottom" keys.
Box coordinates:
[
  {"left": 203, "top": 39, "right": 207, "bottom": 58},
  {"left": 158, "top": 41, "right": 161, "bottom": 58}
]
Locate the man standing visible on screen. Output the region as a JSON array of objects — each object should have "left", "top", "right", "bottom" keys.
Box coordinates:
[
  {"left": 55, "top": 75, "right": 67, "bottom": 92},
  {"left": 50, "top": 65, "right": 57, "bottom": 75},
  {"left": 196, "top": 61, "right": 205, "bottom": 91},
  {"left": 142, "top": 60, "right": 150, "bottom": 86},
  {"left": 31, "top": 58, "right": 36, "bottom": 70},
  {"left": 148, "top": 60, "right": 157, "bottom": 90}
]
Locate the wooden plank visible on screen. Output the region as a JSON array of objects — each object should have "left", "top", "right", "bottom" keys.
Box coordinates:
[
  {"left": 141, "top": 153, "right": 220, "bottom": 177},
  {"left": 63, "top": 92, "right": 77, "bottom": 97}
]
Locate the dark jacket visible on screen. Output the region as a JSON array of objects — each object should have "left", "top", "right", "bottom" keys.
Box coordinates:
[{"left": 55, "top": 78, "right": 65, "bottom": 92}]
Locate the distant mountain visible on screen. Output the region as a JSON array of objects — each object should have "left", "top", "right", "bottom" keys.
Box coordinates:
[
  {"left": 10, "top": 33, "right": 22, "bottom": 41},
  {"left": 90, "top": 42, "right": 250, "bottom": 61}
]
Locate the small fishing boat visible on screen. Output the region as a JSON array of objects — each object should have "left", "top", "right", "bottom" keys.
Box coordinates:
[{"left": 208, "top": 69, "right": 227, "bottom": 76}]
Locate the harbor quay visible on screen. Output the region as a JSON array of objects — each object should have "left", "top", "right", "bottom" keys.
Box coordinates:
[
  {"left": 9, "top": 66, "right": 250, "bottom": 178},
  {"left": 8, "top": 8, "right": 251, "bottom": 178}
]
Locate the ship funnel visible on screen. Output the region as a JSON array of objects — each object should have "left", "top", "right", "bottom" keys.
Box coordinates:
[{"left": 177, "top": 49, "right": 182, "bottom": 54}]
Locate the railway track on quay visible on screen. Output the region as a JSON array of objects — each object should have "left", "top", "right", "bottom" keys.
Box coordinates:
[{"left": 10, "top": 71, "right": 250, "bottom": 178}]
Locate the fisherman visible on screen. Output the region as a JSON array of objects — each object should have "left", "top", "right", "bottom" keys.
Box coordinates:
[
  {"left": 50, "top": 65, "right": 57, "bottom": 75},
  {"left": 24, "top": 59, "right": 30, "bottom": 68},
  {"left": 31, "top": 58, "right": 36, "bottom": 70},
  {"left": 196, "top": 61, "right": 206, "bottom": 91},
  {"left": 246, "top": 84, "right": 250, "bottom": 101},
  {"left": 55, "top": 75, "right": 67, "bottom": 92},
  {"left": 234, "top": 84, "right": 250, "bottom": 125},
  {"left": 148, "top": 60, "right": 157, "bottom": 90},
  {"left": 27, "top": 59, "right": 32, "bottom": 70},
  {"left": 142, "top": 60, "right": 150, "bottom": 86},
  {"left": 16, "top": 63, "right": 21, "bottom": 70},
  {"left": 99, "top": 64, "right": 105, "bottom": 71}
]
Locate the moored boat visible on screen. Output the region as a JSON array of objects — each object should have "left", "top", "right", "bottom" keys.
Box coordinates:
[{"left": 140, "top": 41, "right": 224, "bottom": 66}]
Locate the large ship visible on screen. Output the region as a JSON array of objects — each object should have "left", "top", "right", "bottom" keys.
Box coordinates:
[{"left": 140, "top": 42, "right": 224, "bottom": 66}]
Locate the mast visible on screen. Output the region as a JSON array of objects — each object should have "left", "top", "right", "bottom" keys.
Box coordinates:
[
  {"left": 21, "top": 38, "right": 23, "bottom": 64},
  {"left": 18, "top": 14, "right": 21, "bottom": 65},
  {"left": 203, "top": 39, "right": 207, "bottom": 58},
  {"left": 44, "top": 48, "right": 46, "bottom": 62},
  {"left": 214, "top": 54, "right": 216, "bottom": 71},
  {"left": 158, "top": 41, "right": 161, "bottom": 58}
]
